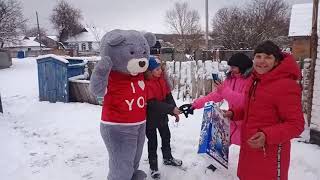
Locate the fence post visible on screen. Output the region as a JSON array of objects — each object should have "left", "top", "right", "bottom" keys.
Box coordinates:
[{"left": 177, "top": 61, "right": 182, "bottom": 100}]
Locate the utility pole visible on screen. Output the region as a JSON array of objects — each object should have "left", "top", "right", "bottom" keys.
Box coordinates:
[
  {"left": 308, "top": 0, "right": 319, "bottom": 126},
  {"left": 36, "top": 11, "right": 42, "bottom": 54},
  {"left": 205, "top": 0, "right": 209, "bottom": 51}
]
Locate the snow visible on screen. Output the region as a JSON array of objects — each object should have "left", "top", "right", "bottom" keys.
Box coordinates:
[
  {"left": 1, "top": 58, "right": 320, "bottom": 180},
  {"left": 288, "top": 3, "right": 320, "bottom": 37},
  {"left": 311, "top": 43, "right": 320, "bottom": 131},
  {"left": 65, "top": 27, "right": 106, "bottom": 43},
  {"left": 3, "top": 38, "right": 44, "bottom": 48},
  {"left": 67, "top": 56, "right": 101, "bottom": 62},
  {"left": 36, "top": 54, "right": 69, "bottom": 64},
  {"left": 47, "top": 36, "right": 58, "bottom": 42}
]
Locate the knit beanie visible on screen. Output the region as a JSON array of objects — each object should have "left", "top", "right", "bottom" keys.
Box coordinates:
[
  {"left": 148, "top": 56, "right": 160, "bottom": 71},
  {"left": 227, "top": 53, "right": 253, "bottom": 74}
]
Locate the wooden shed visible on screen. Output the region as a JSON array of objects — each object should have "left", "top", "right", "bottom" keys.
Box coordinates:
[{"left": 36, "top": 55, "right": 85, "bottom": 103}]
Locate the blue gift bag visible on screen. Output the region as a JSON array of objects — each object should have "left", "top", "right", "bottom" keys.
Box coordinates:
[
  {"left": 197, "top": 102, "right": 214, "bottom": 153},
  {"left": 197, "top": 101, "right": 230, "bottom": 169}
]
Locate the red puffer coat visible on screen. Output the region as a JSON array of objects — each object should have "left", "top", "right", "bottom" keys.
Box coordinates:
[{"left": 232, "top": 53, "right": 304, "bottom": 180}]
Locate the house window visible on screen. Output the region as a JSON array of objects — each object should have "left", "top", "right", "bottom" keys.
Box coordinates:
[
  {"left": 88, "top": 42, "right": 92, "bottom": 51},
  {"left": 81, "top": 43, "right": 86, "bottom": 51},
  {"left": 74, "top": 43, "right": 79, "bottom": 51}
]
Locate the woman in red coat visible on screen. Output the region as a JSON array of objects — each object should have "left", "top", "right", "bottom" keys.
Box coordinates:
[{"left": 227, "top": 41, "right": 304, "bottom": 180}]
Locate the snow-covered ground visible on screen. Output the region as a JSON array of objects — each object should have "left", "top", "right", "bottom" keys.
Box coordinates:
[{"left": 0, "top": 58, "right": 320, "bottom": 180}]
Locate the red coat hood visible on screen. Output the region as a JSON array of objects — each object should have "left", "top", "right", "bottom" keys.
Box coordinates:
[
  {"left": 253, "top": 53, "right": 301, "bottom": 82},
  {"left": 146, "top": 73, "right": 171, "bottom": 101}
]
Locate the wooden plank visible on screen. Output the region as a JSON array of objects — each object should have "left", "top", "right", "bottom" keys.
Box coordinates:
[
  {"left": 177, "top": 61, "right": 181, "bottom": 100},
  {"left": 47, "top": 62, "right": 56, "bottom": 102},
  {"left": 68, "top": 80, "right": 99, "bottom": 105},
  {"left": 0, "top": 93, "right": 3, "bottom": 113},
  {"left": 77, "top": 83, "right": 88, "bottom": 102},
  {"left": 82, "top": 83, "right": 92, "bottom": 103},
  {"left": 59, "top": 64, "right": 68, "bottom": 102},
  {"left": 54, "top": 62, "right": 63, "bottom": 103},
  {"left": 73, "top": 82, "right": 83, "bottom": 102},
  {"left": 37, "top": 63, "right": 44, "bottom": 101},
  {"left": 84, "top": 82, "right": 99, "bottom": 105},
  {"left": 43, "top": 63, "right": 48, "bottom": 101},
  {"left": 56, "top": 63, "right": 62, "bottom": 102},
  {"left": 191, "top": 61, "right": 197, "bottom": 100},
  {"left": 68, "top": 81, "right": 77, "bottom": 102}
]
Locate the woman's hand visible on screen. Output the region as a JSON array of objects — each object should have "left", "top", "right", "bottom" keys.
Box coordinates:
[
  {"left": 215, "top": 82, "right": 225, "bottom": 94},
  {"left": 174, "top": 114, "right": 180, "bottom": 122},
  {"left": 173, "top": 107, "right": 181, "bottom": 115},
  {"left": 247, "top": 132, "right": 266, "bottom": 149},
  {"left": 222, "top": 110, "right": 233, "bottom": 119}
]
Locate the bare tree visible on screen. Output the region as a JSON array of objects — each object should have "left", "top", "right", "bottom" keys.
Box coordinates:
[
  {"left": 211, "top": 7, "right": 248, "bottom": 49},
  {"left": 85, "top": 23, "right": 104, "bottom": 47},
  {"left": 50, "top": 0, "right": 83, "bottom": 42},
  {"left": 244, "top": 0, "right": 290, "bottom": 47},
  {"left": 0, "top": 0, "right": 27, "bottom": 48},
  {"left": 211, "top": 0, "right": 290, "bottom": 49},
  {"left": 165, "top": 2, "right": 202, "bottom": 53},
  {"left": 24, "top": 27, "right": 47, "bottom": 37}
]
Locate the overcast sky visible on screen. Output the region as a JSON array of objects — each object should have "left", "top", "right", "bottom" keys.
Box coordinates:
[{"left": 21, "top": 0, "right": 312, "bottom": 35}]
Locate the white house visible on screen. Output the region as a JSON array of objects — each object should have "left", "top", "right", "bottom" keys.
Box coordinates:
[
  {"left": 3, "top": 36, "right": 45, "bottom": 51},
  {"left": 65, "top": 27, "right": 106, "bottom": 52}
]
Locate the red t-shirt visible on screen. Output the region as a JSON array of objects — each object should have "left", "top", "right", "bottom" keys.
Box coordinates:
[{"left": 101, "top": 71, "right": 146, "bottom": 124}]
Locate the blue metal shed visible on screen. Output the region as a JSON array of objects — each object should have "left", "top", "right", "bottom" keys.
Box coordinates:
[{"left": 37, "top": 55, "right": 85, "bottom": 103}]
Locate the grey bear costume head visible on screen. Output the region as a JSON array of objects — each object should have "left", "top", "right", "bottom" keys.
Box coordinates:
[{"left": 89, "top": 29, "right": 156, "bottom": 97}]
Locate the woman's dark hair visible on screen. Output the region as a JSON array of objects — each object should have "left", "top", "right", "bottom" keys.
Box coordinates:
[
  {"left": 227, "top": 53, "right": 253, "bottom": 74},
  {"left": 254, "top": 40, "right": 283, "bottom": 61}
]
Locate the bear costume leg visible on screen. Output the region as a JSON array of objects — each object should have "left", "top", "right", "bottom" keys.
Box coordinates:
[{"left": 100, "top": 123, "right": 146, "bottom": 180}]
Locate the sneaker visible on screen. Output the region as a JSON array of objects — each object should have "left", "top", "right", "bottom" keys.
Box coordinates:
[
  {"left": 163, "top": 157, "right": 182, "bottom": 166},
  {"left": 150, "top": 170, "right": 161, "bottom": 179}
]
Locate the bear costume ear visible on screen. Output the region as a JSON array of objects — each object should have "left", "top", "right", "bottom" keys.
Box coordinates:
[
  {"left": 106, "top": 29, "right": 126, "bottom": 46},
  {"left": 144, "top": 32, "right": 156, "bottom": 47}
]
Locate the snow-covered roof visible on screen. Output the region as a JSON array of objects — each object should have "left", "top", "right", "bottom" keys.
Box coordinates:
[
  {"left": 3, "top": 38, "right": 44, "bottom": 48},
  {"left": 67, "top": 56, "right": 100, "bottom": 62},
  {"left": 47, "top": 35, "right": 58, "bottom": 41},
  {"left": 36, "top": 54, "right": 69, "bottom": 63},
  {"left": 36, "top": 54, "right": 92, "bottom": 65},
  {"left": 65, "top": 27, "right": 106, "bottom": 43},
  {"left": 289, "top": 3, "right": 319, "bottom": 37},
  {"left": 28, "top": 37, "right": 37, "bottom": 41}
]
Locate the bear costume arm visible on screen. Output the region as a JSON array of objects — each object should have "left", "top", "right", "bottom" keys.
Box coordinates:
[{"left": 89, "top": 56, "right": 113, "bottom": 97}]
